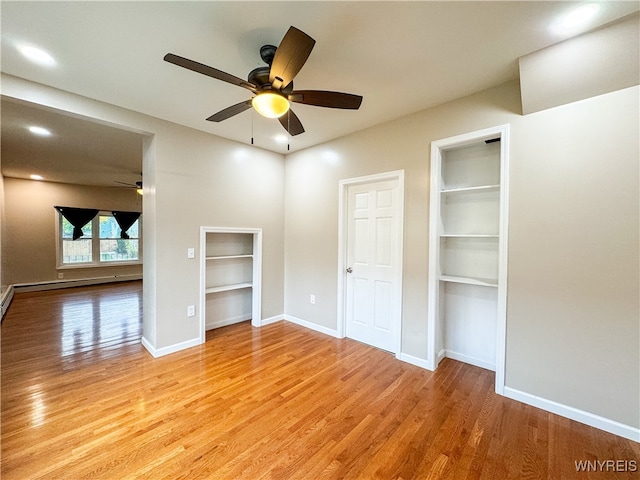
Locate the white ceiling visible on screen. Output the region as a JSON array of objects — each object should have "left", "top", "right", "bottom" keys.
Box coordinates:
[{"left": 1, "top": 1, "right": 638, "bottom": 186}]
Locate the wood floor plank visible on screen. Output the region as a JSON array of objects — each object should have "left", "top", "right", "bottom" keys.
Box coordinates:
[{"left": 2, "top": 282, "right": 638, "bottom": 479}]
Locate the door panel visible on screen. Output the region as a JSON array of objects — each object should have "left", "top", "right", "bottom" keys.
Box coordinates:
[
  {"left": 345, "top": 179, "right": 400, "bottom": 352},
  {"left": 373, "top": 280, "right": 392, "bottom": 331}
]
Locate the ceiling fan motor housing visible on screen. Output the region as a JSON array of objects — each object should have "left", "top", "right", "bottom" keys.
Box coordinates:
[
  {"left": 249, "top": 45, "right": 294, "bottom": 94},
  {"left": 260, "top": 44, "right": 277, "bottom": 65}
]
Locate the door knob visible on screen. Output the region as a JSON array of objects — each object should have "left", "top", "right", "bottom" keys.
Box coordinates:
[{"left": 346, "top": 267, "right": 353, "bottom": 273}]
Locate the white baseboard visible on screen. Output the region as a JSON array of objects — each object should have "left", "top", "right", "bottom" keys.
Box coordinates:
[
  {"left": 260, "top": 315, "right": 283, "bottom": 326},
  {"left": 283, "top": 314, "right": 340, "bottom": 338},
  {"left": 206, "top": 314, "right": 251, "bottom": 331},
  {"left": 397, "top": 352, "right": 431, "bottom": 370},
  {"left": 141, "top": 336, "right": 202, "bottom": 358},
  {"left": 444, "top": 349, "right": 496, "bottom": 372},
  {"left": 504, "top": 386, "right": 640, "bottom": 443}
]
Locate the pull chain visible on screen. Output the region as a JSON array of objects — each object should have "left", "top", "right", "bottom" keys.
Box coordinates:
[{"left": 287, "top": 111, "right": 290, "bottom": 151}]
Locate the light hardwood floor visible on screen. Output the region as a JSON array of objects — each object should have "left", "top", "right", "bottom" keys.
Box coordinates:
[{"left": 1, "top": 282, "right": 638, "bottom": 479}]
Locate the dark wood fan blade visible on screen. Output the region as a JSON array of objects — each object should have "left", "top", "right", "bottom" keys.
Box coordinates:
[
  {"left": 289, "top": 90, "right": 363, "bottom": 109},
  {"left": 164, "top": 53, "right": 256, "bottom": 92},
  {"left": 206, "top": 100, "right": 253, "bottom": 122},
  {"left": 269, "top": 27, "right": 315, "bottom": 90},
  {"left": 278, "top": 109, "right": 305, "bottom": 136}
]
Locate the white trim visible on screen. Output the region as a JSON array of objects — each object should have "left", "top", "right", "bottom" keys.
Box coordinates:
[
  {"left": 284, "top": 314, "right": 340, "bottom": 338},
  {"left": 495, "top": 125, "right": 510, "bottom": 394},
  {"left": 141, "top": 336, "right": 201, "bottom": 358},
  {"left": 504, "top": 387, "right": 640, "bottom": 443},
  {"left": 260, "top": 315, "right": 283, "bottom": 326},
  {"left": 443, "top": 350, "right": 495, "bottom": 372},
  {"left": 337, "top": 170, "right": 405, "bottom": 354},
  {"left": 426, "top": 142, "right": 442, "bottom": 372},
  {"left": 397, "top": 352, "right": 431, "bottom": 370},
  {"left": 427, "top": 124, "right": 510, "bottom": 396}
]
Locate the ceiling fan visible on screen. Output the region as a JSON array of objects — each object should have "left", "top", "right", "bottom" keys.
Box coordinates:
[
  {"left": 115, "top": 180, "right": 143, "bottom": 195},
  {"left": 163, "top": 26, "right": 363, "bottom": 136}
]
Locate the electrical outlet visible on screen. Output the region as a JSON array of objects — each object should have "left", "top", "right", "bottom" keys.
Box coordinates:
[
  {"left": 187, "top": 247, "right": 195, "bottom": 259},
  {"left": 187, "top": 305, "right": 195, "bottom": 317},
  {"left": 310, "top": 294, "right": 315, "bottom": 305},
  {"left": 58, "top": 272, "right": 64, "bottom": 279}
]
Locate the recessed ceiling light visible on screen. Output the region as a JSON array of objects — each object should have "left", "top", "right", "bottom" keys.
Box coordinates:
[
  {"left": 30, "top": 174, "right": 44, "bottom": 181},
  {"left": 555, "top": 4, "right": 601, "bottom": 33},
  {"left": 28, "top": 126, "right": 52, "bottom": 136},
  {"left": 274, "top": 134, "right": 289, "bottom": 144},
  {"left": 18, "top": 45, "right": 56, "bottom": 66}
]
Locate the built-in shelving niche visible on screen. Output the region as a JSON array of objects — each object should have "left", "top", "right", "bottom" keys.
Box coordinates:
[
  {"left": 427, "top": 125, "right": 509, "bottom": 395},
  {"left": 199, "top": 228, "right": 262, "bottom": 343}
]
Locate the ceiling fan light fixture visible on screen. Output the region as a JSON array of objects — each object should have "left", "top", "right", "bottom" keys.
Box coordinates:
[{"left": 252, "top": 92, "right": 290, "bottom": 118}]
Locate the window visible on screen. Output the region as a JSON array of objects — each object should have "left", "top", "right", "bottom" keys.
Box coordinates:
[
  {"left": 98, "top": 214, "right": 139, "bottom": 263},
  {"left": 58, "top": 211, "right": 141, "bottom": 267},
  {"left": 61, "top": 216, "right": 93, "bottom": 264}
]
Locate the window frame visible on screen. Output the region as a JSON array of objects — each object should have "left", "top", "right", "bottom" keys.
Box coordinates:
[{"left": 56, "top": 210, "right": 143, "bottom": 269}]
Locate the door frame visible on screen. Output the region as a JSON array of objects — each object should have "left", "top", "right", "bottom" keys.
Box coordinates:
[
  {"left": 427, "top": 124, "right": 510, "bottom": 395},
  {"left": 337, "top": 170, "right": 405, "bottom": 355}
]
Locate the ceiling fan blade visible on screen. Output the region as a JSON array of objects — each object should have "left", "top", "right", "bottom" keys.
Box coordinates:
[
  {"left": 114, "top": 181, "right": 137, "bottom": 187},
  {"left": 278, "top": 109, "right": 305, "bottom": 136},
  {"left": 206, "top": 100, "right": 253, "bottom": 122},
  {"left": 164, "top": 53, "right": 256, "bottom": 92},
  {"left": 269, "top": 27, "right": 316, "bottom": 90},
  {"left": 290, "top": 90, "right": 363, "bottom": 110}
]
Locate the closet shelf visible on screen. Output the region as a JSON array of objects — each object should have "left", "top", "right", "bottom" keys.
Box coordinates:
[
  {"left": 440, "top": 234, "right": 499, "bottom": 238},
  {"left": 441, "top": 184, "right": 500, "bottom": 194},
  {"left": 205, "top": 254, "right": 253, "bottom": 260},
  {"left": 440, "top": 275, "right": 498, "bottom": 288}
]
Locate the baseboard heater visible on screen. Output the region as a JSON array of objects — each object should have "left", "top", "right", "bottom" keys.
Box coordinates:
[
  {"left": 0, "top": 274, "right": 142, "bottom": 322},
  {"left": 1, "top": 285, "right": 15, "bottom": 322}
]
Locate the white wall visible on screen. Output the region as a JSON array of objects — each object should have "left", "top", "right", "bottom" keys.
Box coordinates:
[
  {"left": 149, "top": 124, "right": 284, "bottom": 349},
  {"left": 507, "top": 88, "right": 639, "bottom": 428},
  {"left": 520, "top": 13, "right": 639, "bottom": 114},
  {"left": 284, "top": 82, "right": 639, "bottom": 432}
]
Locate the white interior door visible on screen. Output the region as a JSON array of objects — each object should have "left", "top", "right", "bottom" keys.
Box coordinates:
[{"left": 345, "top": 179, "right": 402, "bottom": 353}]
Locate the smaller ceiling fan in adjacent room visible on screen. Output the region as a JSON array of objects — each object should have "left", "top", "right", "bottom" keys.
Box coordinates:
[
  {"left": 163, "top": 26, "right": 363, "bottom": 136},
  {"left": 115, "top": 180, "right": 143, "bottom": 195}
]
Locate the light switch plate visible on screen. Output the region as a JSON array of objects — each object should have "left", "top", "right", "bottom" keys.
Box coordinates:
[
  {"left": 187, "top": 248, "right": 195, "bottom": 259},
  {"left": 187, "top": 305, "right": 195, "bottom": 317}
]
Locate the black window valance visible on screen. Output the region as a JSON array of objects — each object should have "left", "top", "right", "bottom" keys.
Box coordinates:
[
  {"left": 54, "top": 206, "right": 99, "bottom": 240},
  {"left": 112, "top": 211, "right": 141, "bottom": 239}
]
